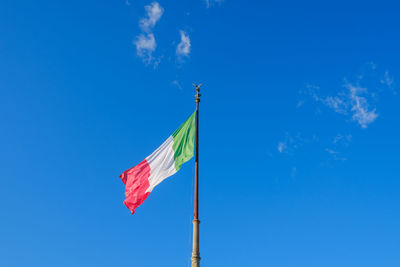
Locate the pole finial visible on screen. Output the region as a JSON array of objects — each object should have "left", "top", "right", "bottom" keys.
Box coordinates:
[{"left": 193, "top": 83, "right": 202, "bottom": 103}]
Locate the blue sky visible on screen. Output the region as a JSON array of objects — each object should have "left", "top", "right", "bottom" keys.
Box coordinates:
[{"left": 1, "top": 0, "right": 400, "bottom": 266}]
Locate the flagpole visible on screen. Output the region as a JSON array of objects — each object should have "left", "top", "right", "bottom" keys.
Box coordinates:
[{"left": 191, "top": 83, "right": 202, "bottom": 267}]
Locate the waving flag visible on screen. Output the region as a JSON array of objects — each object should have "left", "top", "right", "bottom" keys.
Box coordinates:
[{"left": 120, "top": 112, "right": 195, "bottom": 214}]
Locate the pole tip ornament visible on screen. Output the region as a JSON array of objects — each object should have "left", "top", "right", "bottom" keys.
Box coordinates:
[{"left": 193, "top": 83, "right": 202, "bottom": 103}]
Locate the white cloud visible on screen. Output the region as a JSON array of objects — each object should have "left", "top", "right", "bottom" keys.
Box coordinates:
[
  {"left": 171, "top": 80, "right": 182, "bottom": 90},
  {"left": 306, "top": 82, "right": 378, "bottom": 128},
  {"left": 277, "top": 142, "right": 287, "bottom": 153},
  {"left": 333, "top": 134, "right": 342, "bottom": 144},
  {"left": 325, "top": 148, "right": 347, "bottom": 161},
  {"left": 369, "top": 61, "right": 377, "bottom": 70},
  {"left": 134, "top": 2, "right": 164, "bottom": 66},
  {"left": 306, "top": 85, "right": 348, "bottom": 114},
  {"left": 277, "top": 133, "right": 308, "bottom": 155},
  {"left": 333, "top": 134, "right": 352, "bottom": 145},
  {"left": 134, "top": 33, "right": 156, "bottom": 64},
  {"left": 324, "top": 95, "right": 348, "bottom": 114},
  {"left": 381, "top": 71, "right": 396, "bottom": 95},
  {"left": 139, "top": 2, "right": 164, "bottom": 33},
  {"left": 176, "top": 30, "right": 191, "bottom": 57},
  {"left": 381, "top": 71, "right": 394, "bottom": 87},
  {"left": 205, "top": 0, "right": 224, "bottom": 8},
  {"left": 326, "top": 148, "right": 339, "bottom": 155},
  {"left": 325, "top": 149, "right": 347, "bottom": 161},
  {"left": 345, "top": 83, "right": 378, "bottom": 128},
  {"left": 296, "top": 100, "right": 305, "bottom": 108},
  {"left": 326, "top": 133, "right": 352, "bottom": 161}
]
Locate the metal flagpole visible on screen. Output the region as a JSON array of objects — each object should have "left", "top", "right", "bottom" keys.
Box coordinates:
[{"left": 191, "top": 83, "right": 202, "bottom": 267}]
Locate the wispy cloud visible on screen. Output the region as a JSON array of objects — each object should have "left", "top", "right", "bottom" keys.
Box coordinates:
[
  {"left": 277, "top": 133, "right": 307, "bottom": 154},
  {"left": 205, "top": 0, "right": 224, "bottom": 8},
  {"left": 171, "top": 80, "right": 182, "bottom": 90},
  {"left": 134, "top": 33, "right": 156, "bottom": 65},
  {"left": 176, "top": 30, "right": 191, "bottom": 58},
  {"left": 346, "top": 83, "right": 378, "bottom": 128},
  {"left": 333, "top": 133, "right": 352, "bottom": 145},
  {"left": 306, "top": 81, "right": 378, "bottom": 128},
  {"left": 286, "top": 63, "right": 396, "bottom": 164},
  {"left": 324, "top": 95, "right": 348, "bottom": 115},
  {"left": 381, "top": 71, "right": 396, "bottom": 94},
  {"left": 325, "top": 133, "right": 352, "bottom": 160},
  {"left": 296, "top": 99, "right": 305, "bottom": 108},
  {"left": 326, "top": 148, "right": 339, "bottom": 155},
  {"left": 306, "top": 84, "right": 348, "bottom": 115},
  {"left": 300, "top": 63, "right": 399, "bottom": 128},
  {"left": 381, "top": 71, "right": 394, "bottom": 88},
  {"left": 277, "top": 142, "right": 288, "bottom": 153},
  {"left": 325, "top": 148, "right": 347, "bottom": 161},
  {"left": 134, "top": 2, "right": 164, "bottom": 65},
  {"left": 139, "top": 2, "right": 164, "bottom": 33},
  {"left": 276, "top": 131, "right": 350, "bottom": 162},
  {"left": 369, "top": 61, "right": 377, "bottom": 70}
]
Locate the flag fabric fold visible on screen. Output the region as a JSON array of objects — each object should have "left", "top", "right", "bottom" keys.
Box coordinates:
[{"left": 120, "top": 112, "right": 195, "bottom": 214}]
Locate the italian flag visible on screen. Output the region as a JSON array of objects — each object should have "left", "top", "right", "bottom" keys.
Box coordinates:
[{"left": 120, "top": 112, "right": 195, "bottom": 214}]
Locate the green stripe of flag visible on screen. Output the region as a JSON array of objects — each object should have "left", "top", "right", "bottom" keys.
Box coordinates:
[{"left": 171, "top": 111, "right": 196, "bottom": 171}]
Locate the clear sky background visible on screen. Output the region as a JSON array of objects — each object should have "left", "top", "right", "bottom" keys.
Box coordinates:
[{"left": 1, "top": 0, "right": 400, "bottom": 266}]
